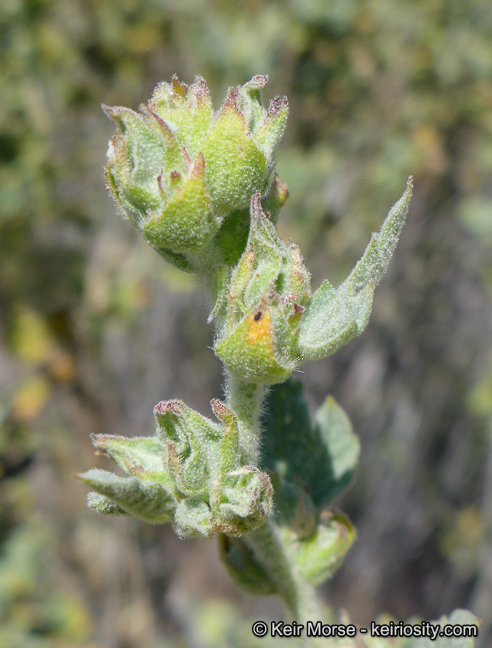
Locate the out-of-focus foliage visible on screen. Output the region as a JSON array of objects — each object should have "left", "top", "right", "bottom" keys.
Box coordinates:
[
  {"left": 0, "top": 519, "right": 92, "bottom": 647},
  {"left": 1, "top": 0, "right": 491, "bottom": 646}
]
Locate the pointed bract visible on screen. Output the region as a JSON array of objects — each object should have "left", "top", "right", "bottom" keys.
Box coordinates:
[
  {"left": 297, "top": 177, "right": 413, "bottom": 362},
  {"left": 87, "top": 492, "right": 128, "bottom": 516},
  {"left": 90, "top": 434, "right": 170, "bottom": 483},
  {"left": 78, "top": 469, "right": 176, "bottom": 524}
]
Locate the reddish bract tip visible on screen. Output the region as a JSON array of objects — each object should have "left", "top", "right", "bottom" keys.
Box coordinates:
[
  {"left": 182, "top": 147, "right": 192, "bottom": 173},
  {"left": 246, "top": 75, "right": 269, "bottom": 90},
  {"left": 211, "top": 399, "right": 236, "bottom": 427},
  {"left": 101, "top": 103, "right": 114, "bottom": 117},
  {"left": 293, "top": 303, "right": 305, "bottom": 316},
  {"left": 171, "top": 74, "right": 188, "bottom": 98},
  {"left": 250, "top": 193, "right": 265, "bottom": 222},
  {"left": 90, "top": 433, "right": 119, "bottom": 448},
  {"left": 189, "top": 75, "right": 211, "bottom": 102},
  {"left": 189, "top": 152, "right": 205, "bottom": 179},
  {"left": 223, "top": 86, "right": 240, "bottom": 111},
  {"left": 267, "top": 95, "right": 288, "bottom": 117},
  {"left": 102, "top": 104, "right": 135, "bottom": 120},
  {"left": 141, "top": 105, "right": 175, "bottom": 137},
  {"left": 154, "top": 400, "right": 183, "bottom": 416}
]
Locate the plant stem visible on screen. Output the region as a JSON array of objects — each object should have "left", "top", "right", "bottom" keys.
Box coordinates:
[
  {"left": 243, "top": 518, "right": 327, "bottom": 647},
  {"left": 225, "top": 372, "right": 266, "bottom": 465},
  {"left": 225, "top": 373, "right": 328, "bottom": 646}
]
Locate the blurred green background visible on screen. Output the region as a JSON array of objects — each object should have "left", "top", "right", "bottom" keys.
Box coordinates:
[{"left": 1, "top": 0, "right": 492, "bottom": 646}]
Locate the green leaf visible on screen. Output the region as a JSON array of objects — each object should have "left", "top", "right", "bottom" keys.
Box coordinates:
[
  {"left": 312, "top": 395, "right": 360, "bottom": 508},
  {"left": 261, "top": 380, "right": 359, "bottom": 509},
  {"left": 297, "top": 177, "right": 413, "bottom": 362},
  {"left": 90, "top": 434, "right": 172, "bottom": 485},
  {"left": 77, "top": 469, "right": 176, "bottom": 524},
  {"left": 295, "top": 512, "right": 356, "bottom": 586},
  {"left": 269, "top": 472, "right": 317, "bottom": 539},
  {"left": 87, "top": 492, "right": 128, "bottom": 516},
  {"left": 219, "top": 534, "right": 277, "bottom": 595}
]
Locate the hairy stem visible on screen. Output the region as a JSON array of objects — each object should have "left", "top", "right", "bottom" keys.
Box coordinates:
[
  {"left": 225, "top": 372, "right": 266, "bottom": 465},
  {"left": 224, "top": 353, "right": 327, "bottom": 646},
  {"left": 243, "top": 518, "right": 327, "bottom": 647}
]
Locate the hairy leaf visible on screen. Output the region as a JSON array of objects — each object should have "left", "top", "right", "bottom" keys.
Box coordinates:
[{"left": 262, "top": 380, "right": 359, "bottom": 508}]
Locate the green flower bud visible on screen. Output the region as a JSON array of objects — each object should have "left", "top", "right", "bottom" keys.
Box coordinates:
[
  {"left": 199, "top": 76, "right": 287, "bottom": 211},
  {"left": 214, "top": 194, "right": 311, "bottom": 384},
  {"left": 154, "top": 399, "right": 220, "bottom": 498},
  {"left": 104, "top": 75, "right": 288, "bottom": 271},
  {"left": 211, "top": 465, "right": 273, "bottom": 535},
  {"left": 216, "top": 179, "right": 413, "bottom": 384},
  {"left": 78, "top": 398, "right": 272, "bottom": 538},
  {"left": 155, "top": 399, "right": 273, "bottom": 536},
  {"left": 104, "top": 104, "right": 215, "bottom": 259}
]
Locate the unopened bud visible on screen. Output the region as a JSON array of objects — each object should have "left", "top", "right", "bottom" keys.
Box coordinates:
[
  {"left": 79, "top": 398, "right": 272, "bottom": 538},
  {"left": 104, "top": 75, "right": 288, "bottom": 272},
  {"left": 215, "top": 194, "right": 311, "bottom": 384}
]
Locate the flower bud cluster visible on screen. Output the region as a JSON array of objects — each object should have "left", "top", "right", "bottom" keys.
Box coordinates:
[
  {"left": 104, "top": 75, "right": 287, "bottom": 272},
  {"left": 78, "top": 399, "right": 272, "bottom": 538}
]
